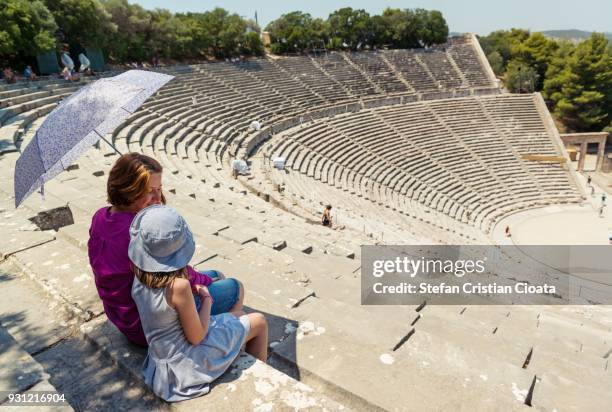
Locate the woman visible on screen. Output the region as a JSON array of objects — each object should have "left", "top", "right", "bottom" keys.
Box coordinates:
[{"left": 88, "top": 153, "right": 243, "bottom": 346}]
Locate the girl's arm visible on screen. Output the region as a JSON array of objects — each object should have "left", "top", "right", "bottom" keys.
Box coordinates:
[
  {"left": 168, "top": 278, "right": 211, "bottom": 345},
  {"left": 196, "top": 287, "right": 213, "bottom": 338}
]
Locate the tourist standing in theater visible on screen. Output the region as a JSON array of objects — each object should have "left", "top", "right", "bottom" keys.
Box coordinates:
[{"left": 322, "top": 205, "right": 333, "bottom": 228}]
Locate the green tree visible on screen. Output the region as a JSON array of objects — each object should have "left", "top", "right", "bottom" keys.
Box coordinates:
[
  {"left": 174, "top": 12, "right": 217, "bottom": 59},
  {"left": 266, "top": 11, "right": 325, "bottom": 53},
  {"left": 147, "top": 8, "right": 173, "bottom": 58},
  {"left": 544, "top": 33, "right": 612, "bottom": 131},
  {"left": 380, "top": 8, "right": 447, "bottom": 49},
  {"left": 242, "top": 31, "right": 263, "bottom": 55},
  {"left": 368, "top": 14, "right": 388, "bottom": 48},
  {"left": 102, "top": 0, "right": 152, "bottom": 62},
  {"left": 416, "top": 9, "right": 448, "bottom": 47},
  {"left": 512, "top": 32, "right": 557, "bottom": 89},
  {"left": 199, "top": 8, "right": 256, "bottom": 58},
  {"left": 480, "top": 30, "right": 513, "bottom": 64},
  {"left": 505, "top": 60, "right": 539, "bottom": 93},
  {"left": 541, "top": 40, "right": 575, "bottom": 104},
  {"left": 0, "top": 0, "right": 57, "bottom": 58},
  {"left": 327, "top": 7, "right": 371, "bottom": 50},
  {"left": 487, "top": 51, "right": 504, "bottom": 75},
  {"left": 218, "top": 13, "right": 246, "bottom": 56},
  {"left": 45, "top": 0, "right": 116, "bottom": 48},
  {"left": 382, "top": 8, "right": 420, "bottom": 49},
  {"left": 480, "top": 28, "right": 530, "bottom": 72}
]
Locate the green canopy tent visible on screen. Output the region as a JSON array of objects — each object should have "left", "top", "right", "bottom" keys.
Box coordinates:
[
  {"left": 36, "top": 51, "right": 60, "bottom": 75},
  {"left": 84, "top": 48, "right": 105, "bottom": 71}
]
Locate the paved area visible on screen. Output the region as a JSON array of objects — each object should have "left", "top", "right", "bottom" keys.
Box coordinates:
[
  {"left": 493, "top": 171, "right": 612, "bottom": 245},
  {"left": 0, "top": 260, "right": 164, "bottom": 412}
]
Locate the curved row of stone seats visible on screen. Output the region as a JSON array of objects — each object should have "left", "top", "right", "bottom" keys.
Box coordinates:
[
  {"left": 268, "top": 94, "right": 582, "bottom": 233},
  {"left": 311, "top": 52, "right": 382, "bottom": 96},
  {"left": 382, "top": 49, "right": 444, "bottom": 93},
  {"left": 258, "top": 157, "right": 486, "bottom": 244},
  {"left": 446, "top": 36, "right": 494, "bottom": 88},
  {"left": 269, "top": 55, "right": 353, "bottom": 102},
  {"left": 126, "top": 68, "right": 332, "bottom": 163},
  {"left": 0, "top": 70, "right": 119, "bottom": 99},
  {"left": 106, "top": 35, "right": 495, "bottom": 164},
  {"left": 381, "top": 35, "right": 495, "bottom": 93},
  {"left": 264, "top": 127, "right": 486, "bottom": 242},
  {"left": 147, "top": 70, "right": 292, "bottom": 144},
  {"left": 2, "top": 138, "right": 611, "bottom": 410},
  {"left": 345, "top": 51, "right": 411, "bottom": 94},
  {"left": 0, "top": 73, "right": 121, "bottom": 155},
  {"left": 231, "top": 59, "right": 329, "bottom": 107},
  {"left": 292, "top": 143, "right": 475, "bottom": 231},
  {"left": 417, "top": 50, "right": 466, "bottom": 90},
  {"left": 102, "top": 107, "right": 369, "bottom": 259},
  {"left": 276, "top": 111, "right": 476, "bottom": 225},
  {"left": 0, "top": 80, "right": 92, "bottom": 125}
]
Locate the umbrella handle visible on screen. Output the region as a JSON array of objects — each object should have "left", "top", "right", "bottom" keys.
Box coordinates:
[{"left": 100, "top": 135, "right": 123, "bottom": 156}]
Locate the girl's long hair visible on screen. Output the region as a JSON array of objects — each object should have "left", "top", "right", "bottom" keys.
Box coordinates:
[{"left": 133, "top": 266, "right": 189, "bottom": 289}]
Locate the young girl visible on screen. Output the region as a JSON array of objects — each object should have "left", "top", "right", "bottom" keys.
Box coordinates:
[{"left": 129, "top": 204, "right": 268, "bottom": 402}]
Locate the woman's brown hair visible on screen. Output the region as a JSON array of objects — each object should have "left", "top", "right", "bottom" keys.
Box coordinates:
[
  {"left": 107, "top": 153, "right": 165, "bottom": 208},
  {"left": 133, "top": 266, "right": 188, "bottom": 289}
]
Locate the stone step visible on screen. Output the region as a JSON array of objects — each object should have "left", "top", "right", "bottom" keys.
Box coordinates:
[
  {"left": 0, "top": 260, "right": 76, "bottom": 355},
  {"left": 0, "top": 325, "right": 72, "bottom": 411},
  {"left": 416, "top": 306, "right": 536, "bottom": 365},
  {"left": 0, "top": 258, "right": 164, "bottom": 410},
  {"left": 270, "top": 300, "right": 532, "bottom": 411},
  {"left": 0, "top": 326, "right": 47, "bottom": 402},
  {"left": 196, "top": 249, "right": 314, "bottom": 316},
  {"left": 7, "top": 237, "right": 102, "bottom": 320},
  {"left": 492, "top": 305, "right": 612, "bottom": 362},
  {"left": 0, "top": 202, "right": 56, "bottom": 260},
  {"left": 80, "top": 315, "right": 348, "bottom": 411},
  {"left": 531, "top": 371, "right": 612, "bottom": 410}
]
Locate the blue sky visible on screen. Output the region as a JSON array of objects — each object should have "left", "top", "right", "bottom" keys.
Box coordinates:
[{"left": 132, "top": 0, "right": 611, "bottom": 35}]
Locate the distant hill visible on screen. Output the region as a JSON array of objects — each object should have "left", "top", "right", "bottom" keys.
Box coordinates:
[{"left": 539, "top": 29, "right": 612, "bottom": 42}]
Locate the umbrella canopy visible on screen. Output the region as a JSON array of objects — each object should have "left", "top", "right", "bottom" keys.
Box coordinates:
[{"left": 14, "top": 70, "right": 174, "bottom": 208}]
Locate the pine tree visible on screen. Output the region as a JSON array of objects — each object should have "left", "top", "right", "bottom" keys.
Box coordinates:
[{"left": 544, "top": 33, "right": 612, "bottom": 132}]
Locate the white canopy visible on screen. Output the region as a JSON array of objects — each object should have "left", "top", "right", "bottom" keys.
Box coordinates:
[
  {"left": 231, "top": 159, "right": 249, "bottom": 173},
  {"left": 272, "top": 157, "right": 285, "bottom": 170}
]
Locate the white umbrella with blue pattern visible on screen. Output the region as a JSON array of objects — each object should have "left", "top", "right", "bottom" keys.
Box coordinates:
[{"left": 13, "top": 70, "right": 174, "bottom": 207}]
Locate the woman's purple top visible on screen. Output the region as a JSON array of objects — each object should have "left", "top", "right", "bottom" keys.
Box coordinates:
[{"left": 88, "top": 207, "right": 212, "bottom": 346}]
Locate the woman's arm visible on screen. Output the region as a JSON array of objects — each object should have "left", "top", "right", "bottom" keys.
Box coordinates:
[
  {"left": 168, "top": 278, "right": 211, "bottom": 345},
  {"left": 187, "top": 266, "right": 213, "bottom": 289}
]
